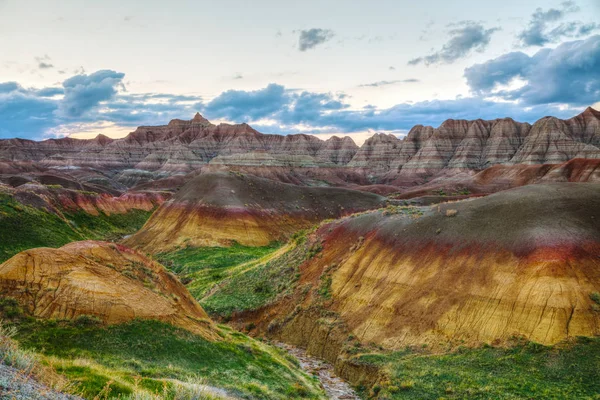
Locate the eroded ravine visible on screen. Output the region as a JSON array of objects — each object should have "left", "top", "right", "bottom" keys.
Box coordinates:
[{"left": 275, "top": 342, "right": 360, "bottom": 400}]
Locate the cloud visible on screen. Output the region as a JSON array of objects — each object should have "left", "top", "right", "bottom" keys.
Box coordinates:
[
  {"left": 465, "top": 35, "right": 600, "bottom": 106},
  {"left": 409, "top": 21, "right": 500, "bottom": 66},
  {"left": 0, "top": 43, "right": 594, "bottom": 140},
  {"left": 35, "top": 55, "right": 54, "bottom": 69},
  {"left": 202, "top": 84, "right": 287, "bottom": 121},
  {"left": 0, "top": 82, "right": 20, "bottom": 93},
  {"left": 58, "top": 70, "right": 125, "bottom": 117},
  {"left": 0, "top": 84, "right": 59, "bottom": 138},
  {"left": 298, "top": 28, "right": 334, "bottom": 51},
  {"left": 517, "top": 1, "right": 598, "bottom": 46},
  {"left": 359, "top": 79, "right": 420, "bottom": 88}
]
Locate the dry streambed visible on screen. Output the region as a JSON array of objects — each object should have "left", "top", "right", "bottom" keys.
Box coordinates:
[{"left": 275, "top": 343, "right": 360, "bottom": 400}]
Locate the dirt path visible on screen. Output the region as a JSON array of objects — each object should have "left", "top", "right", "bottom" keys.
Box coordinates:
[{"left": 275, "top": 343, "right": 360, "bottom": 400}]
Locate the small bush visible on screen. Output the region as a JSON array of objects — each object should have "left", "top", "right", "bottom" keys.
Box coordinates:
[
  {"left": 399, "top": 380, "right": 415, "bottom": 390},
  {"left": 445, "top": 209, "right": 458, "bottom": 217},
  {"left": 590, "top": 292, "right": 600, "bottom": 305},
  {"left": 74, "top": 314, "right": 103, "bottom": 327}
]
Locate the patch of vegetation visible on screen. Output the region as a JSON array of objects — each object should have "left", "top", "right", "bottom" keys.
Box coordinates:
[
  {"left": 157, "top": 243, "right": 279, "bottom": 298},
  {"left": 201, "top": 240, "right": 310, "bottom": 318},
  {"left": 0, "top": 194, "right": 83, "bottom": 262},
  {"left": 64, "top": 208, "right": 154, "bottom": 242},
  {"left": 352, "top": 337, "right": 600, "bottom": 399},
  {"left": 0, "top": 193, "right": 154, "bottom": 262},
  {"left": 382, "top": 205, "right": 424, "bottom": 218},
  {"left": 452, "top": 187, "right": 471, "bottom": 196},
  {"left": 9, "top": 318, "right": 324, "bottom": 399}
]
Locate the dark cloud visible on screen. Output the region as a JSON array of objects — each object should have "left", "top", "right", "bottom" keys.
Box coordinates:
[
  {"left": 465, "top": 35, "right": 600, "bottom": 106},
  {"left": 298, "top": 28, "right": 334, "bottom": 51},
  {"left": 408, "top": 21, "right": 500, "bottom": 66},
  {"left": 58, "top": 70, "right": 125, "bottom": 117},
  {"left": 35, "top": 55, "right": 54, "bottom": 69},
  {"left": 517, "top": 1, "right": 597, "bottom": 46},
  {"left": 359, "top": 79, "right": 420, "bottom": 88}
]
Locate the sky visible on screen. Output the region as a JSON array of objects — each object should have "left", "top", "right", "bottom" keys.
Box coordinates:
[{"left": 0, "top": 0, "right": 599, "bottom": 143}]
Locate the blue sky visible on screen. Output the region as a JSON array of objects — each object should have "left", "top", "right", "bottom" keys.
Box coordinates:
[{"left": 0, "top": 0, "right": 599, "bottom": 142}]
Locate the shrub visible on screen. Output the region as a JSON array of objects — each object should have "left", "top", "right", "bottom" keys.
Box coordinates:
[
  {"left": 74, "top": 314, "right": 103, "bottom": 327},
  {"left": 399, "top": 380, "right": 415, "bottom": 390},
  {"left": 445, "top": 209, "right": 458, "bottom": 217},
  {"left": 590, "top": 292, "right": 600, "bottom": 305}
]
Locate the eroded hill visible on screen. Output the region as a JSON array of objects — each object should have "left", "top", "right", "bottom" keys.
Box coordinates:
[
  {"left": 234, "top": 184, "right": 600, "bottom": 352},
  {"left": 126, "top": 172, "right": 387, "bottom": 251}
]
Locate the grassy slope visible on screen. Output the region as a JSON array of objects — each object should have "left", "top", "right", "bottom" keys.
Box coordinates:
[
  {"left": 0, "top": 193, "right": 83, "bottom": 263},
  {"left": 157, "top": 235, "right": 311, "bottom": 319},
  {"left": 9, "top": 316, "right": 324, "bottom": 400},
  {"left": 156, "top": 243, "right": 280, "bottom": 300},
  {"left": 0, "top": 193, "right": 153, "bottom": 263},
  {"left": 351, "top": 338, "right": 600, "bottom": 399}
]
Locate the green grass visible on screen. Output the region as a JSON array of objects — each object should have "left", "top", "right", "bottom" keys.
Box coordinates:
[
  {"left": 199, "top": 240, "right": 310, "bottom": 318},
  {"left": 64, "top": 208, "right": 154, "bottom": 242},
  {"left": 9, "top": 318, "right": 323, "bottom": 399},
  {"left": 0, "top": 193, "right": 84, "bottom": 262},
  {"left": 351, "top": 338, "right": 600, "bottom": 399},
  {"left": 0, "top": 193, "right": 153, "bottom": 262},
  {"left": 157, "top": 243, "right": 280, "bottom": 299}
]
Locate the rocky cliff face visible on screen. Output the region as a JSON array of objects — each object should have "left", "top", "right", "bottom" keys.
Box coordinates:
[{"left": 1, "top": 108, "right": 599, "bottom": 186}]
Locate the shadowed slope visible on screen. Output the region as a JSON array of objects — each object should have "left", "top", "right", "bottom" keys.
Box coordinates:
[{"left": 126, "top": 172, "right": 387, "bottom": 251}]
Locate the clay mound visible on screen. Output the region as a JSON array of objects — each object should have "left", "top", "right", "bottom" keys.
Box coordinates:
[
  {"left": 0, "top": 241, "right": 216, "bottom": 338},
  {"left": 286, "top": 183, "right": 600, "bottom": 348},
  {"left": 126, "top": 172, "right": 387, "bottom": 251}
]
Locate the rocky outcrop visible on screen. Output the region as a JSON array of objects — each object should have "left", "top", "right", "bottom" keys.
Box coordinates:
[
  {"left": 0, "top": 241, "right": 216, "bottom": 338},
  {"left": 125, "top": 172, "right": 387, "bottom": 252}
]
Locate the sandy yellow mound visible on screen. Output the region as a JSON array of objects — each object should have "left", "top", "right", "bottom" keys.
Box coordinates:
[{"left": 0, "top": 241, "right": 216, "bottom": 339}]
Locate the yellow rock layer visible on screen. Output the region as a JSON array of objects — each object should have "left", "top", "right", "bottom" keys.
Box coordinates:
[
  {"left": 0, "top": 241, "right": 216, "bottom": 339},
  {"left": 326, "top": 239, "right": 600, "bottom": 348}
]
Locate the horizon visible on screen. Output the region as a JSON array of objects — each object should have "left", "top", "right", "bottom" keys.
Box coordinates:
[
  {"left": 4, "top": 105, "right": 598, "bottom": 146},
  {"left": 1, "top": 0, "right": 599, "bottom": 145}
]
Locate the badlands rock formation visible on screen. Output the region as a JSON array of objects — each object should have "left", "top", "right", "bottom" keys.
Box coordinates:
[
  {"left": 264, "top": 183, "right": 600, "bottom": 348},
  {"left": 0, "top": 241, "right": 215, "bottom": 337},
  {"left": 126, "top": 172, "right": 387, "bottom": 251},
  {"left": 1, "top": 108, "right": 599, "bottom": 188}
]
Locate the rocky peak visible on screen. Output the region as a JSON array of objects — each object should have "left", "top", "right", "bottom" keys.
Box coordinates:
[
  {"left": 93, "top": 134, "right": 114, "bottom": 146},
  {"left": 192, "top": 112, "right": 211, "bottom": 124}
]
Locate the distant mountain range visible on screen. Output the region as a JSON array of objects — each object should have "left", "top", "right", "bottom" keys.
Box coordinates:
[{"left": 1, "top": 107, "right": 599, "bottom": 186}]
